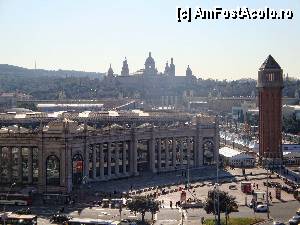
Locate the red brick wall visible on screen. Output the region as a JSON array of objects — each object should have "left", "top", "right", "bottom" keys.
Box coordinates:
[{"left": 259, "top": 87, "right": 282, "bottom": 158}]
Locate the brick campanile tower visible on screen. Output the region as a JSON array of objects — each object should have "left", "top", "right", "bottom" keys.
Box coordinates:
[{"left": 257, "top": 55, "right": 283, "bottom": 162}]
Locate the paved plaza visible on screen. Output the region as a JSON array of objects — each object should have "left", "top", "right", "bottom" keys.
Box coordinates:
[{"left": 3, "top": 166, "right": 298, "bottom": 225}]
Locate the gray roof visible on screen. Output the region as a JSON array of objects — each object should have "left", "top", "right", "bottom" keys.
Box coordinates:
[
  {"left": 260, "top": 55, "right": 281, "bottom": 70},
  {"left": 283, "top": 152, "right": 300, "bottom": 158}
]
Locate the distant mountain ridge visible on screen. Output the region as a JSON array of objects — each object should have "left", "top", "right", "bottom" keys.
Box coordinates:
[{"left": 0, "top": 64, "right": 105, "bottom": 79}]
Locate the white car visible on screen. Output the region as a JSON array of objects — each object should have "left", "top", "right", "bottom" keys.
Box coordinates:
[{"left": 255, "top": 204, "right": 268, "bottom": 212}]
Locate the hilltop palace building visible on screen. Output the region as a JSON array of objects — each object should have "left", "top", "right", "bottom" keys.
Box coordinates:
[
  {"left": 103, "top": 52, "right": 198, "bottom": 107},
  {"left": 0, "top": 111, "right": 219, "bottom": 194}
]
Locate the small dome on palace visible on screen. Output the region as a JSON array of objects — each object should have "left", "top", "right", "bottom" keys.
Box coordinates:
[{"left": 145, "top": 52, "right": 155, "bottom": 65}]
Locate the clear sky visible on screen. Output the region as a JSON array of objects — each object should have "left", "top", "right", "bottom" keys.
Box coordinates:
[{"left": 0, "top": 0, "right": 299, "bottom": 80}]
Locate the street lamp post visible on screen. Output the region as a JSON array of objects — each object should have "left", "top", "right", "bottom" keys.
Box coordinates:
[
  {"left": 213, "top": 146, "right": 221, "bottom": 225},
  {"left": 3, "top": 182, "right": 16, "bottom": 225},
  {"left": 264, "top": 151, "right": 270, "bottom": 220},
  {"left": 217, "top": 152, "right": 220, "bottom": 225}
]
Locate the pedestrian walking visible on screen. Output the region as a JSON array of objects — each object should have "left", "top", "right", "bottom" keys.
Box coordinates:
[{"left": 201, "top": 217, "right": 204, "bottom": 224}]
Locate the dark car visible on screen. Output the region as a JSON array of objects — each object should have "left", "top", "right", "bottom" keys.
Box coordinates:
[
  {"left": 14, "top": 208, "right": 32, "bottom": 215},
  {"left": 49, "top": 214, "right": 72, "bottom": 224},
  {"left": 288, "top": 215, "right": 300, "bottom": 225},
  {"left": 273, "top": 221, "right": 286, "bottom": 225},
  {"left": 249, "top": 201, "right": 263, "bottom": 208}
]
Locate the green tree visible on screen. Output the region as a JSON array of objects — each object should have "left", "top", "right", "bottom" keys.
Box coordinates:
[
  {"left": 204, "top": 190, "right": 238, "bottom": 225},
  {"left": 126, "top": 196, "right": 159, "bottom": 222},
  {"left": 16, "top": 102, "right": 37, "bottom": 111},
  {"left": 283, "top": 114, "right": 300, "bottom": 134}
]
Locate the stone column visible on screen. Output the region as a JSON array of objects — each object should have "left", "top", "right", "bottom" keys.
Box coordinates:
[
  {"left": 214, "top": 117, "right": 220, "bottom": 163},
  {"left": 149, "top": 137, "right": 156, "bottom": 173},
  {"left": 8, "top": 146, "right": 13, "bottom": 183},
  {"left": 115, "top": 143, "right": 120, "bottom": 176},
  {"left": 157, "top": 139, "right": 162, "bottom": 172},
  {"left": 66, "top": 141, "right": 73, "bottom": 193},
  {"left": 133, "top": 135, "right": 138, "bottom": 176},
  {"left": 107, "top": 142, "right": 112, "bottom": 177},
  {"left": 198, "top": 128, "right": 204, "bottom": 166},
  {"left": 84, "top": 143, "right": 89, "bottom": 178},
  {"left": 187, "top": 138, "right": 191, "bottom": 168},
  {"left": 60, "top": 143, "right": 66, "bottom": 188},
  {"left": 179, "top": 139, "right": 184, "bottom": 168},
  {"left": 28, "top": 147, "right": 33, "bottom": 184},
  {"left": 17, "top": 147, "right": 23, "bottom": 183},
  {"left": 172, "top": 138, "right": 176, "bottom": 168},
  {"left": 92, "top": 144, "right": 97, "bottom": 179},
  {"left": 99, "top": 143, "right": 104, "bottom": 180},
  {"left": 165, "top": 139, "right": 169, "bottom": 170},
  {"left": 129, "top": 129, "right": 138, "bottom": 176},
  {"left": 195, "top": 123, "right": 200, "bottom": 167},
  {"left": 0, "top": 147, "right": 2, "bottom": 183},
  {"left": 38, "top": 137, "right": 45, "bottom": 192},
  {"left": 122, "top": 142, "right": 127, "bottom": 175}
]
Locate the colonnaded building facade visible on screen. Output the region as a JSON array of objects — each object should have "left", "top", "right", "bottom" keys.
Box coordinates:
[{"left": 0, "top": 111, "right": 219, "bottom": 193}]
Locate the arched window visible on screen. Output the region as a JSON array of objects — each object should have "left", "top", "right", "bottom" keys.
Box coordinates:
[
  {"left": 203, "top": 141, "right": 214, "bottom": 165},
  {"left": 46, "top": 155, "right": 60, "bottom": 185},
  {"left": 0, "top": 147, "right": 10, "bottom": 184},
  {"left": 72, "top": 154, "right": 83, "bottom": 185}
]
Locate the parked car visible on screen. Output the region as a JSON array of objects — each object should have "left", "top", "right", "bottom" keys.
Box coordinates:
[
  {"left": 181, "top": 200, "right": 203, "bottom": 209},
  {"left": 14, "top": 208, "right": 32, "bottom": 215},
  {"left": 288, "top": 215, "right": 300, "bottom": 225},
  {"left": 249, "top": 201, "right": 263, "bottom": 208},
  {"left": 273, "top": 221, "right": 285, "bottom": 225},
  {"left": 119, "top": 219, "right": 137, "bottom": 225},
  {"left": 229, "top": 184, "right": 237, "bottom": 190},
  {"left": 255, "top": 204, "right": 268, "bottom": 212},
  {"left": 102, "top": 199, "right": 110, "bottom": 208},
  {"left": 111, "top": 199, "right": 124, "bottom": 208},
  {"left": 49, "top": 214, "right": 72, "bottom": 224}
]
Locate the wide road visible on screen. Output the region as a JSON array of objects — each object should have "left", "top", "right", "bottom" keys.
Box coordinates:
[
  {"left": 261, "top": 201, "right": 300, "bottom": 225},
  {"left": 5, "top": 200, "right": 298, "bottom": 224}
]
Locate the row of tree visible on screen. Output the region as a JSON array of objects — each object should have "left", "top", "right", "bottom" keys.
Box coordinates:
[
  {"left": 127, "top": 190, "right": 237, "bottom": 224},
  {"left": 0, "top": 74, "right": 299, "bottom": 100}
]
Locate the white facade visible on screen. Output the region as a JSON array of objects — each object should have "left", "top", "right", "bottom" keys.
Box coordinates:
[{"left": 219, "top": 146, "right": 255, "bottom": 168}]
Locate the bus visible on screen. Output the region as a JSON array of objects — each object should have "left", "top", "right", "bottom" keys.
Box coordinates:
[
  {"left": 0, "top": 213, "right": 37, "bottom": 225},
  {"left": 65, "top": 218, "right": 120, "bottom": 225},
  {"left": 43, "top": 193, "right": 71, "bottom": 205},
  {"left": 0, "top": 194, "right": 32, "bottom": 206}
]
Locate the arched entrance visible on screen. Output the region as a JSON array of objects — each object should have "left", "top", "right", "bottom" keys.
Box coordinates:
[
  {"left": 137, "top": 140, "right": 150, "bottom": 173},
  {"left": 72, "top": 154, "right": 84, "bottom": 185},
  {"left": 203, "top": 140, "right": 214, "bottom": 165},
  {"left": 46, "top": 155, "right": 60, "bottom": 185}
]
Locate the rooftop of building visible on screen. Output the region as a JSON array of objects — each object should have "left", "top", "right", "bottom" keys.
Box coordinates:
[
  {"left": 219, "top": 146, "right": 254, "bottom": 158},
  {"left": 259, "top": 55, "right": 281, "bottom": 70}
]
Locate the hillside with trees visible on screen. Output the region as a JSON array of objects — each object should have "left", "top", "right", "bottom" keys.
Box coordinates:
[{"left": 0, "top": 64, "right": 299, "bottom": 100}]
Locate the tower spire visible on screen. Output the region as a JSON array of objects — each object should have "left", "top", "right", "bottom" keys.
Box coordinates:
[
  {"left": 169, "top": 57, "right": 175, "bottom": 76},
  {"left": 121, "top": 57, "right": 129, "bottom": 76}
]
